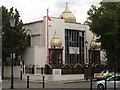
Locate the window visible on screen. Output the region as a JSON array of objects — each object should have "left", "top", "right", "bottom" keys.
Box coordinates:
[
  {"left": 116, "top": 76, "right": 120, "bottom": 81},
  {"left": 108, "top": 76, "right": 120, "bottom": 81},
  {"left": 65, "top": 29, "right": 84, "bottom": 64},
  {"left": 27, "top": 35, "right": 31, "bottom": 46}
]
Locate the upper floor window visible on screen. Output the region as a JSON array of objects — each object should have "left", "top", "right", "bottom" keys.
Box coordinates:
[{"left": 27, "top": 34, "right": 31, "bottom": 46}]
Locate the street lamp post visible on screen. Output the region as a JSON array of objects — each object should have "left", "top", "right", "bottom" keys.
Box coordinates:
[
  {"left": 85, "top": 41, "right": 88, "bottom": 80},
  {"left": 10, "top": 13, "right": 15, "bottom": 89},
  {"left": 20, "top": 60, "right": 23, "bottom": 80},
  {"left": 85, "top": 41, "right": 88, "bottom": 64},
  {"left": 85, "top": 63, "right": 88, "bottom": 80}
]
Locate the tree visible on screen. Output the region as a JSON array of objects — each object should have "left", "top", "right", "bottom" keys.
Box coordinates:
[
  {"left": 87, "top": 2, "right": 120, "bottom": 64},
  {"left": 2, "top": 6, "right": 28, "bottom": 63}
]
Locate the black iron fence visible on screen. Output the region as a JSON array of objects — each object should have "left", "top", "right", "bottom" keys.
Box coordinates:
[
  {"left": 24, "top": 65, "right": 43, "bottom": 74},
  {"left": 61, "top": 64, "right": 84, "bottom": 74},
  {"left": 45, "top": 64, "right": 120, "bottom": 76}
]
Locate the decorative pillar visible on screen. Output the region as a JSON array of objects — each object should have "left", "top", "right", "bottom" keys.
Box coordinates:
[
  {"left": 89, "top": 36, "right": 101, "bottom": 64},
  {"left": 49, "top": 32, "right": 63, "bottom": 64}
]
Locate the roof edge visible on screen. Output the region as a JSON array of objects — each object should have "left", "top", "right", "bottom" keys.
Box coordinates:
[{"left": 24, "top": 20, "right": 43, "bottom": 25}]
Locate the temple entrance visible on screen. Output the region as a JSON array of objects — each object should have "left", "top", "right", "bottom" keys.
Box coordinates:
[{"left": 49, "top": 48, "right": 63, "bottom": 64}]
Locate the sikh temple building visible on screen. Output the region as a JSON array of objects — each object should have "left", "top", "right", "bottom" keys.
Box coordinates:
[{"left": 21, "top": 3, "right": 106, "bottom": 79}]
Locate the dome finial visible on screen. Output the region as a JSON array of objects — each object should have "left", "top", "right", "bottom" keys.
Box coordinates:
[
  {"left": 59, "top": 3, "right": 76, "bottom": 22},
  {"left": 64, "top": 2, "right": 70, "bottom": 13},
  {"left": 66, "top": 2, "right": 68, "bottom": 9},
  {"left": 54, "top": 30, "right": 57, "bottom": 37},
  {"left": 93, "top": 35, "right": 95, "bottom": 39},
  {"left": 90, "top": 35, "right": 101, "bottom": 50},
  {"left": 66, "top": 2, "right": 68, "bottom": 6},
  {"left": 54, "top": 30, "right": 56, "bottom": 34}
]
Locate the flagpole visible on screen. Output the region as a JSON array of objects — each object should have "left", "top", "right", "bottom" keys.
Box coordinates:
[{"left": 46, "top": 9, "right": 49, "bottom": 64}]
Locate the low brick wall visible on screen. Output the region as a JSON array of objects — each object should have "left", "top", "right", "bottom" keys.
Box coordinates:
[
  {"left": 4, "top": 67, "right": 84, "bottom": 81},
  {"left": 4, "top": 66, "right": 21, "bottom": 79},
  {"left": 22, "top": 74, "right": 84, "bottom": 81}
]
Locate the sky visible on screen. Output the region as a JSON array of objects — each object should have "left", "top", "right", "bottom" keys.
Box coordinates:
[{"left": 1, "top": 0, "right": 102, "bottom": 24}]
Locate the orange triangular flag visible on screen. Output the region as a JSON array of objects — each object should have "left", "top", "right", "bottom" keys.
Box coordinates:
[{"left": 47, "top": 16, "right": 52, "bottom": 21}]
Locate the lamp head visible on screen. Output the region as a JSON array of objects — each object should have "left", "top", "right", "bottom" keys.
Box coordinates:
[
  {"left": 85, "top": 41, "right": 88, "bottom": 46},
  {"left": 10, "top": 13, "right": 15, "bottom": 27}
]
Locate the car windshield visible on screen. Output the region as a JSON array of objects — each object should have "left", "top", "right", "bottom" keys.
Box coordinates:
[
  {"left": 101, "top": 71, "right": 106, "bottom": 73},
  {"left": 101, "top": 70, "right": 113, "bottom": 74}
]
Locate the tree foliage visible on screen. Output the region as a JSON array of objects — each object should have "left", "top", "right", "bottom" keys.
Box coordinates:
[
  {"left": 87, "top": 2, "right": 120, "bottom": 64},
  {"left": 2, "top": 6, "right": 28, "bottom": 62}
]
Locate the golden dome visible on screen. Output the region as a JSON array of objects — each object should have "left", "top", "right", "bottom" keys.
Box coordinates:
[
  {"left": 95, "top": 42, "right": 101, "bottom": 50},
  {"left": 90, "top": 38, "right": 96, "bottom": 49},
  {"left": 59, "top": 3, "right": 76, "bottom": 23},
  {"left": 50, "top": 32, "right": 62, "bottom": 48},
  {"left": 90, "top": 36, "right": 101, "bottom": 50}
]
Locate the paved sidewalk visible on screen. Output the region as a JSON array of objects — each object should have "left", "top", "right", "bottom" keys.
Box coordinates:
[
  {"left": 2, "top": 88, "right": 95, "bottom": 90},
  {"left": 2, "top": 79, "right": 95, "bottom": 89}
]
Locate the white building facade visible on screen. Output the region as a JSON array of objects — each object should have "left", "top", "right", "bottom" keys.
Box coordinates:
[
  {"left": 23, "top": 4, "right": 95, "bottom": 68},
  {"left": 3, "top": 3, "right": 107, "bottom": 81}
]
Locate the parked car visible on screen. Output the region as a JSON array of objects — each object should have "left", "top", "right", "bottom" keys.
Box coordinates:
[
  {"left": 96, "top": 75, "right": 120, "bottom": 90},
  {"left": 95, "top": 70, "right": 114, "bottom": 80}
]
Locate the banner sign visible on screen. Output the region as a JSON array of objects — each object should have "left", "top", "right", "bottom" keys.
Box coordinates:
[{"left": 69, "top": 47, "right": 79, "bottom": 54}]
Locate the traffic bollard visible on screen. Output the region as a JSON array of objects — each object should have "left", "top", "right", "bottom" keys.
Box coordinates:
[
  {"left": 42, "top": 76, "right": 45, "bottom": 88},
  {"left": 90, "top": 78, "right": 93, "bottom": 90},
  {"left": 27, "top": 76, "right": 29, "bottom": 88},
  {"left": 20, "top": 70, "right": 22, "bottom": 80},
  {"left": 105, "top": 78, "right": 107, "bottom": 90},
  {"left": 114, "top": 72, "right": 116, "bottom": 90}
]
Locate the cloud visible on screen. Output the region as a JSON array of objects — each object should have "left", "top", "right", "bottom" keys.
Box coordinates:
[{"left": 1, "top": 0, "right": 101, "bottom": 23}]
